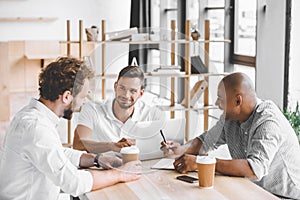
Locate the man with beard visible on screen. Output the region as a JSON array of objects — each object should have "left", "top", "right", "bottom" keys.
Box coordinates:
[
  {"left": 160, "top": 72, "right": 300, "bottom": 199},
  {"left": 0, "top": 57, "right": 141, "bottom": 199},
  {"left": 73, "top": 65, "right": 165, "bottom": 153}
]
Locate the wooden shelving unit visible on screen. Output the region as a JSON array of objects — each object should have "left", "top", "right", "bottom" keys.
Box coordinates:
[
  {"left": 0, "top": 17, "right": 58, "bottom": 22},
  {"left": 65, "top": 19, "right": 230, "bottom": 141}
]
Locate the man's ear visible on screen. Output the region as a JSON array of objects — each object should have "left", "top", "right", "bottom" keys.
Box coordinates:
[
  {"left": 236, "top": 95, "right": 242, "bottom": 106},
  {"left": 62, "top": 90, "right": 73, "bottom": 104},
  {"left": 114, "top": 82, "right": 117, "bottom": 91},
  {"left": 139, "top": 88, "right": 145, "bottom": 97}
]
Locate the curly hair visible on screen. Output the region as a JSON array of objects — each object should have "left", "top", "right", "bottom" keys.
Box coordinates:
[{"left": 38, "top": 57, "right": 94, "bottom": 101}]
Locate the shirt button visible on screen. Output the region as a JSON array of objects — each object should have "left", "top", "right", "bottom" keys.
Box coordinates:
[
  {"left": 244, "top": 150, "right": 247, "bottom": 153},
  {"left": 245, "top": 132, "right": 248, "bottom": 135}
]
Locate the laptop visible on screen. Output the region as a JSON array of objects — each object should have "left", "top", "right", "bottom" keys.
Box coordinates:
[{"left": 120, "top": 118, "right": 186, "bottom": 160}]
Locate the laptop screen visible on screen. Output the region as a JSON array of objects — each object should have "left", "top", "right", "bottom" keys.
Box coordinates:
[{"left": 120, "top": 118, "right": 185, "bottom": 160}]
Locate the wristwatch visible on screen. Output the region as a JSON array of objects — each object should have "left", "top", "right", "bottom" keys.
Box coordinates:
[{"left": 94, "top": 154, "right": 101, "bottom": 168}]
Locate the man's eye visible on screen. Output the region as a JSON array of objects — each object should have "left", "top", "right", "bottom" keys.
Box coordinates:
[{"left": 130, "top": 89, "right": 137, "bottom": 94}]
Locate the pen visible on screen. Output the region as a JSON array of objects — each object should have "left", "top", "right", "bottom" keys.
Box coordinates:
[{"left": 160, "top": 129, "right": 167, "bottom": 143}]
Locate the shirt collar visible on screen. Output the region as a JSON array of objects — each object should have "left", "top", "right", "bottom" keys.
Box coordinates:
[
  {"left": 240, "top": 98, "right": 262, "bottom": 130},
  {"left": 29, "top": 98, "right": 60, "bottom": 127},
  {"left": 105, "top": 98, "right": 140, "bottom": 122}
]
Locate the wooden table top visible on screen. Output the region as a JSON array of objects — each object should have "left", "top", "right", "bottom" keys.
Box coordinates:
[{"left": 83, "top": 159, "right": 279, "bottom": 200}]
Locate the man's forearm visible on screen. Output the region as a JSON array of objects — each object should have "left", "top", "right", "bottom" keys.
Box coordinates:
[
  {"left": 184, "top": 138, "right": 204, "bottom": 155},
  {"left": 79, "top": 153, "right": 95, "bottom": 168},
  {"left": 90, "top": 169, "right": 121, "bottom": 191},
  {"left": 216, "top": 159, "right": 257, "bottom": 180},
  {"left": 81, "top": 139, "right": 114, "bottom": 154}
]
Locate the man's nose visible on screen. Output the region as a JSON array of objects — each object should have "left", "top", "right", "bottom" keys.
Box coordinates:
[{"left": 125, "top": 90, "right": 131, "bottom": 97}]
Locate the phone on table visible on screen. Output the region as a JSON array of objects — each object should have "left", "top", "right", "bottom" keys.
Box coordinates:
[{"left": 176, "top": 175, "right": 198, "bottom": 183}]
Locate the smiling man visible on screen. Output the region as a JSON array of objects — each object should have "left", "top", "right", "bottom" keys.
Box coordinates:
[
  {"left": 73, "top": 65, "right": 165, "bottom": 153},
  {"left": 161, "top": 72, "right": 300, "bottom": 199}
]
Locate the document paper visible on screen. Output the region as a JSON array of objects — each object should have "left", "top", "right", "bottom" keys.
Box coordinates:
[{"left": 151, "top": 158, "right": 175, "bottom": 169}]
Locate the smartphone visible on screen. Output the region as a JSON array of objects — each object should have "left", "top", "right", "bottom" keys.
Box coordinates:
[{"left": 176, "top": 175, "right": 198, "bottom": 183}]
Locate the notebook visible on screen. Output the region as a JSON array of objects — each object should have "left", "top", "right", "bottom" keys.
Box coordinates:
[
  {"left": 151, "top": 158, "right": 175, "bottom": 169},
  {"left": 120, "top": 118, "right": 185, "bottom": 160}
]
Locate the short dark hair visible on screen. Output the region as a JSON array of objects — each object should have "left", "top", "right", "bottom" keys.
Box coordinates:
[
  {"left": 117, "top": 66, "right": 144, "bottom": 89},
  {"left": 38, "top": 57, "right": 94, "bottom": 101}
]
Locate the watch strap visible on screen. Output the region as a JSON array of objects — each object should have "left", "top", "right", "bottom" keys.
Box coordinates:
[{"left": 94, "top": 154, "right": 101, "bottom": 168}]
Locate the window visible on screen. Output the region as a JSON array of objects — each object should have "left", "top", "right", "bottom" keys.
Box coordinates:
[{"left": 231, "top": 0, "right": 257, "bottom": 67}]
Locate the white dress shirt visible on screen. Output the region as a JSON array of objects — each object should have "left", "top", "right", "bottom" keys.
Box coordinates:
[
  {"left": 77, "top": 98, "right": 165, "bottom": 142},
  {"left": 0, "top": 99, "right": 93, "bottom": 200}
]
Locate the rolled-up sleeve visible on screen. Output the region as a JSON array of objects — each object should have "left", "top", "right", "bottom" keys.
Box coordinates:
[
  {"left": 247, "top": 120, "right": 281, "bottom": 181},
  {"left": 198, "top": 115, "right": 226, "bottom": 152},
  {"left": 63, "top": 148, "right": 86, "bottom": 168}
]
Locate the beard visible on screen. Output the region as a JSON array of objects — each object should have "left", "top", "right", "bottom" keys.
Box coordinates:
[
  {"left": 63, "top": 107, "right": 73, "bottom": 120},
  {"left": 115, "top": 96, "right": 136, "bottom": 109}
]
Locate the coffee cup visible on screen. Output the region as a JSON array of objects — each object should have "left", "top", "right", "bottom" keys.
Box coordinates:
[
  {"left": 196, "top": 155, "right": 216, "bottom": 189},
  {"left": 120, "top": 146, "right": 140, "bottom": 164}
]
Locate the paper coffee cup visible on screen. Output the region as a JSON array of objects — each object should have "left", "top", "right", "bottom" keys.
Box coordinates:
[
  {"left": 120, "top": 146, "right": 139, "bottom": 164},
  {"left": 196, "top": 156, "right": 216, "bottom": 189}
]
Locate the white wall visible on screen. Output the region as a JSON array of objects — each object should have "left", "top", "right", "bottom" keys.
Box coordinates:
[
  {"left": 289, "top": 0, "right": 300, "bottom": 109},
  {"left": 256, "top": 0, "right": 286, "bottom": 109},
  {"left": 0, "top": 0, "right": 131, "bottom": 41},
  {"left": 0, "top": 0, "right": 132, "bottom": 143}
]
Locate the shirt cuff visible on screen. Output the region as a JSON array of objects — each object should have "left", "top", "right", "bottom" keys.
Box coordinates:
[
  {"left": 64, "top": 148, "right": 87, "bottom": 167},
  {"left": 247, "top": 158, "right": 266, "bottom": 181}
]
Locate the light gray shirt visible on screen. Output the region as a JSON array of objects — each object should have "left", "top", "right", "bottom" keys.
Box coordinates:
[
  {"left": 0, "top": 99, "right": 93, "bottom": 199},
  {"left": 198, "top": 99, "right": 300, "bottom": 199}
]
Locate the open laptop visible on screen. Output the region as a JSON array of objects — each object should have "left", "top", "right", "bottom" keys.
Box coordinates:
[{"left": 119, "top": 118, "right": 185, "bottom": 160}]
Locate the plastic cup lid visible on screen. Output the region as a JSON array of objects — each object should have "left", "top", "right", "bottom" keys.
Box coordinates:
[
  {"left": 196, "top": 155, "right": 216, "bottom": 164},
  {"left": 120, "top": 146, "right": 140, "bottom": 154}
]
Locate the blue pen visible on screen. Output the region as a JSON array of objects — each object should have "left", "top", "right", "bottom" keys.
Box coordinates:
[{"left": 160, "top": 129, "right": 167, "bottom": 143}]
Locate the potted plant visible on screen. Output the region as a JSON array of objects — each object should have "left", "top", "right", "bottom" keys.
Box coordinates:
[{"left": 283, "top": 102, "right": 300, "bottom": 143}]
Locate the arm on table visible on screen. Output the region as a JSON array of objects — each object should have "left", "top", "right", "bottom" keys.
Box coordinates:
[
  {"left": 89, "top": 160, "right": 142, "bottom": 191},
  {"left": 216, "top": 159, "right": 257, "bottom": 180},
  {"left": 73, "top": 125, "right": 135, "bottom": 153},
  {"left": 170, "top": 138, "right": 257, "bottom": 179}
]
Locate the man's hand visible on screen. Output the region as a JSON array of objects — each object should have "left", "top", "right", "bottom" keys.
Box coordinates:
[
  {"left": 117, "top": 160, "right": 142, "bottom": 182},
  {"left": 98, "top": 155, "right": 122, "bottom": 169},
  {"left": 173, "top": 154, "right": 197, "bottom": 174},
  {"left": 160, "top": 140, "right": 183, "bottom": 158},
  {"left": 112, "top": 138, "right": 136, "bottom": 152}
]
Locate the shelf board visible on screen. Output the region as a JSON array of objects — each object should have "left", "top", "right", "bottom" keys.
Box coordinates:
[
  {"left": 145, "top": 72, "right": 186, "bottom": 77},
  {"left": 95, "top": 72, "right": 228, "bottom": 79},
  {"left": 157, "top": 105, "right": 188, "bottom": 112},
  {"left": 0, "top": 17, "right": 58, "bottom": 22},
  {"left": 156, "top": 105, "right": 219, "bottom": 112},
  {"left": 190, "top": 72, "right": 229, "bottom": 77},
  {"left": 59, "top": 39, "right": 231, "bottom": 45},
  {"left": 191, "top": 105, "right": 219, "bottom": 111},
  {"left": 25, "top": 54, "right": 60, "bottom": 60},
  {"left": 100, "top": 39, "right": 231, "bottom": 44},
  {"left": 59, "top": 41, "right": 81, "bottom": 44}
]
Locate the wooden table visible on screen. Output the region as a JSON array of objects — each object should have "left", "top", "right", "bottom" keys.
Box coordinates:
[{"left": 83, "top": 159, "right": 279, "bottom": 200}]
